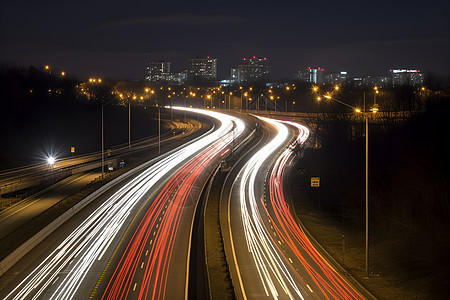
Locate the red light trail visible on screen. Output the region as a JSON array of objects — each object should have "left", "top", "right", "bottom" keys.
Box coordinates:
[
  {"left": 268, "top": 121, "right": 365, "bottom": 299},
  {"left": 102, "top": 113, "right": 242, "bottom": 299}
]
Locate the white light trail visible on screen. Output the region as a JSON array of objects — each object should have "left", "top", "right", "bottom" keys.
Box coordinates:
[
  {"left": 4, "top": 107, "right": 244, "bottom": 300},
  {"left": 236, "top": 116, "right": 307, "bottom": 300}
]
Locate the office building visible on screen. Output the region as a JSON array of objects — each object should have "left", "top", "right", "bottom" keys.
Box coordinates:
[
  {"left": 324, "top": 71, "right": 348, "bottom": 84},
  {"left": 297, "top": 67, "right": 325, "bottom": 84},
  {"left": 235, "top": 57, "right": 269, "bottom": 83},
  {"left": 390, "top": 69, "right": 424, "bottom": 86},
  {"left": 146, "top": 61, "right": 171, "bottom": 82},
  {"left": 145, "top": 61, "right": 187, "bottom": 85},
  {"left": 188, "top": 57, "right": 218, "bottom": 81}
]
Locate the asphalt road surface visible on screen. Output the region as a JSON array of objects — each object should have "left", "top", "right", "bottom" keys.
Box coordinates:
[
  {"left": 223, "top": 116, "right": 366, "bottom": 300},
  {"left": 0, "top": 108, "right": 248, "bottom": 300}
]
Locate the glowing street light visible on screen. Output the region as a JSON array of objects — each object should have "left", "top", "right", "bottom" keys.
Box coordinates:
[
  {"left": 47, "top": 156, "right": 56, "bottom": 171},
  {"left": 47, "top": 156, "right": 55, "bottom": 165},
  {"left": 314, "top": 91, "right": 377, "bottom": 278}
]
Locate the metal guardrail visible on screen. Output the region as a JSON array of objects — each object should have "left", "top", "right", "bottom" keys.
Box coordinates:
[
  {"left": 0, "top": 120, "right": 193, "bottom": 195},
  {"left": 246, "top": 110, "right": 415, "bottom": 122}
]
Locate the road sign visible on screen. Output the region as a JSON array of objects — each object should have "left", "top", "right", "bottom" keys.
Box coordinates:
[{"left": 311, "top": 177, "right": 320, "bottom": 187}]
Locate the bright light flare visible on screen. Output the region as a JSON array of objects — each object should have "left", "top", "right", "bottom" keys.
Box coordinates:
[{"left": 47, "top": 156, "right": 55, "bottom": 165}]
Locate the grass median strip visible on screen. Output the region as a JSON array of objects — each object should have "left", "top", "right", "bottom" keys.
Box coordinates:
[{"left": 204, "top": 170, "right": 235, "bottom": 300}]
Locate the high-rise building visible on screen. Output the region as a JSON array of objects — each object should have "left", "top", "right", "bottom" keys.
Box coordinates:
[
  {"left": 145, "top": 61, "right": 186, "bottom": 85},
  {"left": 146, "top": 61, "right": 171, "bottom": 82},
  {"left": 324, "top": 71, "right": 348, "bottom": 84},
  {"left": 390, "top": 69, "right": 424, "bottom": 86},
  {"left": 297, "top": 67, "right": 324, "bottom": 84},
  {"left": 236, "top": 57, "right": 269, "bottom": 83},
  {"left": 188, "top": 57, "right": 218, "bottom": 81},
  {"left": 231, "top": 67, "right": 239, "bottom": 81}
]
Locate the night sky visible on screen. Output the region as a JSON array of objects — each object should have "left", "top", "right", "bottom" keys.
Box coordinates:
[{"left": 1, "top": 0, "right": 449, "bottom": 80}]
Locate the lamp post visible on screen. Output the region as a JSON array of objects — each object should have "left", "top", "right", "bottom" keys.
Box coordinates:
[
  {"left": 102, "top": 104, "right": 104, "bottom": 179},
  {"left": 319, "top": 90, "right": 377, "bottom": 278},
  {"left": 101, "top": 97, "right": 121, "bottom": 179},
  {"left": 129, "top": 96, "right": 135, "bottom": 149},
  {"left": 47, "top": 156, "right": 55, "bottom": 172},
  {"left": 158, "top": 105, "right": 161, "bottom": 154},
  {"left": 101, "top": 101, "right": 112, "bottom": 180}
]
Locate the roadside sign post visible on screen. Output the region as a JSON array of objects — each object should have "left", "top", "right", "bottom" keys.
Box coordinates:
[
  {"left": 311, "top": 177, "right": 321, "bottom": 209},
  {"left": 310, "top": 177, "right": 320, "bottom": 187}
]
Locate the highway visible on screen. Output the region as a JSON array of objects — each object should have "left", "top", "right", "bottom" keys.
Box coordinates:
[
  {"left": 0, "top": 171, "right": 101, "bottom": 240},
  {"left": 0, "top": 116, "right": 203, "bottom": 245},
  {"left": 0, "top": 109, "right": 368, "bottom": 300},
  {"left": 223, "top": 116, "right": 365, "bottom": 299},
  {"left": 99, "top": 109, "right": 246, "bottom": 299},
  {"left": 0, "top": 108, "right": 247, "bottom": 300},
  {"left": 0, "top": 120, "right": 194, "bottom": 195}
]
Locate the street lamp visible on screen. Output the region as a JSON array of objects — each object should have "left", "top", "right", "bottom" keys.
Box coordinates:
[
  {"left": 47, "top": 156, "right": 55, "bottom": 171},
  {"left": 316, "top": 90, "right": 377, "bottom": 278},
  {"left": 129, "top": 96, "right": 136, "bottom": 149},
  {"left": 101, "top": 98, "right": 118, "bottom": 179},
  {"left": 47, "top": 156, "right": 55, "bottom": 165},
  {"left": 206, "top": 95, "right": 211, "bottom": 109}
]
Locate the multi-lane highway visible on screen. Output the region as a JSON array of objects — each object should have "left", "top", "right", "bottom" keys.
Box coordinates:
[
  {"left": 0, "top": 120, "right": 194, "bottom": 195},
  {"left": 0, "top": 108, "right": 247, "bottom": 300},
  {"left": 0, "top": 117, "right": 202, "bottom": 250},
  {"left": 99, "top": 110, "right": 245, "bottom": 299},
  {"left": 0, "top": 108, "right": 369, "bottom": 300},
  {"left": 222, "top": 116, "right": 366, "bottom": 299}
]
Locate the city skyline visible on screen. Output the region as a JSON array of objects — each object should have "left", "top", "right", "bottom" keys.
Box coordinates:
[
  {"left": 1, "top": 0, "right": 449, "bottom": 80},
  {"left": 144, "top": 56, "right": 426, "bottom": 87}
]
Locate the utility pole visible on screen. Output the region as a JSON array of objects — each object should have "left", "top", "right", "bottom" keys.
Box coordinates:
[
  {"left": 158, "top": 106, "right": 161, "bottom": 154},
  {"left": 364, "top": 92, "right": 369, "bottom": 278},
  {"left": 128, "top": 99, "right": 131, "bottom": 149},
  {"left": 101, "top": 105, "right": 104, "bottom": 179}
]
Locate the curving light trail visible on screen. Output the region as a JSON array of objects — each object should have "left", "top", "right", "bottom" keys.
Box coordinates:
[
  {"left": 234, "top": 117, "right": 365, "bottom": 299},
  {"left": 3, "top": 107, "right": 244, "bottom": 300},
  {"left": 236, "top": 116, "right": 304, "bottom": 299},
  {"left": 267, "top": 120, "right": 364, "bottom": 300},
  {"left": 102, "top": 108, "right": 245, "bottom": 299}
]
